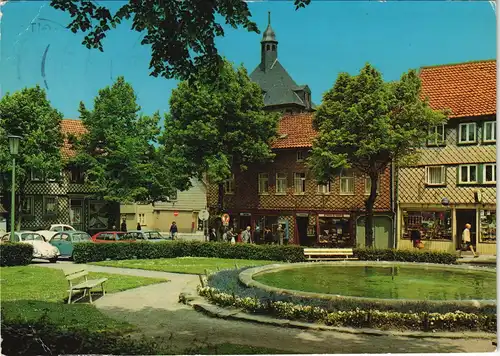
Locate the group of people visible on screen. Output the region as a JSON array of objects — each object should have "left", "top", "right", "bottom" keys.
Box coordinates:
[{"left": 208, "top": 225, "right": 287, "bottom": 245}]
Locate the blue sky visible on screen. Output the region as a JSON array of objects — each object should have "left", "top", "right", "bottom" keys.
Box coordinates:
[{"left": 0, "top": 1, "right": 496, "bottom": 120}]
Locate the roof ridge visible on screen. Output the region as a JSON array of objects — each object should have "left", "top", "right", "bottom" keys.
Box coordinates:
[{"left": 420, "top": 59, "right": 496, "bottom": 70}]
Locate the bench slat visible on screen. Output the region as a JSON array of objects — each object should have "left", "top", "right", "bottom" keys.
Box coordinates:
[
  {"left": 71, "top": 278, "right": 108, "bottom": 290},
  {"left": 66, "top": 271, "right": 89, "bottom": 281}
]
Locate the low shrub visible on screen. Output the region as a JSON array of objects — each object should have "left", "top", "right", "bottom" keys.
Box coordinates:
[
  {"left": 0, "top": 243, "right": 33, "bottom": 266},
  {"left": 198, "top": 285, "right": 496, "bottom": 332},
  {"left": 73, "top": 241, "right": 306, "bottom": 264},
  {"left": 353, "top": 248, "right": 458, "bottom": 265}
]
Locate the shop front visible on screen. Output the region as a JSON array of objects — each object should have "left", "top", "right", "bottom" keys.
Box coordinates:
[
  {"left": 399, "top": 209, "right": 454, "bottom": 252},
  {"left": 477, "top": 208, "right": 496, "bottom": 255},
  {"left": 316, "top": 213, "right": 354, "bottom": 248}
]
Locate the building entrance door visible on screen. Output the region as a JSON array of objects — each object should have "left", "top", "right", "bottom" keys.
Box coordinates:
[
  {"left": 69, "top": 199, "right": 83, "bottom": 231},
  {"left": 296, "top": 216, "right": 309, "bottom": 246},
  {"left": 456, "top": 209, "right": 477, "bottom": 249}
]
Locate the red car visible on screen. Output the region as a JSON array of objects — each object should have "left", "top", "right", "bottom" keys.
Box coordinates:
[{"left": 91, "top": 231, "right": 137, "bottom": 243}]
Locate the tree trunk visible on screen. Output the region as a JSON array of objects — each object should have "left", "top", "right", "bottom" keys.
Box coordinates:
[
  {"left": 364, "top": 174, "right": 378, "bottom": 248},
  {"left": 217, "top": 183, "right": 224, "bottom": 214}
]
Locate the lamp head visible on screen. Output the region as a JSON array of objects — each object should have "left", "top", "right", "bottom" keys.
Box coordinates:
[{"left": 8, "top": 135, "right": 22, "bottom": 155}]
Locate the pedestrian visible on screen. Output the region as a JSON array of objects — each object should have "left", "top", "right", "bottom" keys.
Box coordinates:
[
  {"left": 112, "top": 224, "right": 116, "bottom": 230},
  {"left": 226, "top": 227, "right": 235, "bottom": 243},
  {"left": 265, "top": 227, "right": 274, "bottom": 245},
  {"left": 277, "top": 224, "right": 284, "bottom": 245},
  {"left": 136, "top": 221, "right": 141, "bottom": 231},
  {"left": 237, "top": 229, "right": 243, "bottom": 243},
  {"left": 120, "top": 218, "right": 127, "bottom": 232},
  {"left": 410, "top": 228, "right": 421, "bottom": 248},
  {"left": 462, "top": 223, "right": 478, "bottom": 257},
  {"left": 254, "top": 226, "right": 261, "bottom": 244},
  {"left": 170, "top": 221, "right": 178, "bottom": 240},
  {"left": 209, "top": 228, "right": 217, "bottom": 242},
  {"left": 242, "top": 226, "right": 251, "bottom": 243}
]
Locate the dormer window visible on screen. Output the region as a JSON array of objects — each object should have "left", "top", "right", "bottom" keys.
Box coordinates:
[{"left": 296, "top": 151, "right": 304, "bottom": 162}]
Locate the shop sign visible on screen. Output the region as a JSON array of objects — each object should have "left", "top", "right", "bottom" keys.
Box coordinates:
[
  {"left": 240, "top": 213, "right": 251, "bottom": 216},
  {"left": 319, "top": 213, "right": 349, "bottom": 218},
  {"left": 221, "top": 213, "right": 230, "bottom": 226},
  {"left": 296, "top": 213, "right": 309, "bottom": 217},
  {"left": 343, "top": 214, "right": 351, "bottom": 218}
]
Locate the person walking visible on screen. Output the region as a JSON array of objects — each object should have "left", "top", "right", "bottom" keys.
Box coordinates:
[
  {"left": 277, "top": 224, "right": 284, "bottom": 245},
  {"left": 242, "top": 226, "right": 251, "bottom": 244},
  {"left": 120, "top": 218, "right": 127, "bottom": 232},
  {"left": 169, "top": 221, "right": 178, "bottom": 240},
  {"left": 462, "top": 223, "right": 478, "bottom": 257},
  {"left": 209, "top": 228, "right": 217, "bottom": 242},
  {"left": 253, "top": 226, "right": 262, "bottom": 245},
  {"left": 410, "top": 228, "right": 421, "bottom": 248},
  {"left": 265, "top": 227, "right": 274, "bottom": 245},
  {"left": 136, "top": 221, "right": 141, "bottom": 231}
]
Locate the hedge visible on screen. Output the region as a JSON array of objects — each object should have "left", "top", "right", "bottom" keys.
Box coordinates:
[
  {"left": 198, "top": 285, "right": 496, "bottom": 332},
  {"left": 353, "top": 248, "right": 458, "bottom": 265},
  {"left": 73, "top": 241, "right": 306, "bottom": 263},
  {"left": 0, "top": 243, "right": 33, "bottom": 266}
]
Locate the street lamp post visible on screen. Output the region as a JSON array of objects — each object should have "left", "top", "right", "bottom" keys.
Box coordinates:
[{"left": 8, "top": 135, "right": 22, "bottom": 242}]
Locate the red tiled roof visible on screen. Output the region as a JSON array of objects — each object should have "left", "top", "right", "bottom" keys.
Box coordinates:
[
  {"left": 272, "top": 113, "right": 317, "bottom": 149},
  {"left": 60, "top": 119, "right": 86, "bottom": 158},
  {"left": 419, "top": 60, "right": 496, "bottom": 118}
]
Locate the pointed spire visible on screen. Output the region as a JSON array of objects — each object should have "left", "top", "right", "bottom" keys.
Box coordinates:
[
  {"left": 268, "top": 11, "right": 271, "bottom": 25},
  {"left": 261, "top": 11, "right": 277, "bottom": 43}
]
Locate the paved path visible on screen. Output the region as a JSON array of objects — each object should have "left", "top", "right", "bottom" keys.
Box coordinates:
[{"left": 37, "top": 262, "right": 496, "bottom": 354}]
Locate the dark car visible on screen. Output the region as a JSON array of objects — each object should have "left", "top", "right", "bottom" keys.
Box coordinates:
[{"left": 50, "top": 230, "right": 92, "bottom": 259}]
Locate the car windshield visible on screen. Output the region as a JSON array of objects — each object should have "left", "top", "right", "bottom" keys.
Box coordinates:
[
  {"left": 72, "top": 233, "right": 91, "bottom": 242},
  {"left": 147, "top": 232, "right": 163, "bottom": 239},
  {"left": 21, "top": 233, "right": 44, "bottom": 241}
]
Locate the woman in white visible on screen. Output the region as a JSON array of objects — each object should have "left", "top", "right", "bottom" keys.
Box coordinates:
[{"left": 462, "top": 223, "right": 478, "bottom": 257}]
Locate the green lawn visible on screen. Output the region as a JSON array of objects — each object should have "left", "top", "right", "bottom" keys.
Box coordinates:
[
  {"left": 1, "top": 266, "right": 168, "bottom": 332},
  {"left": 92, "top": 257, "right": 278, "bottom": 274}
]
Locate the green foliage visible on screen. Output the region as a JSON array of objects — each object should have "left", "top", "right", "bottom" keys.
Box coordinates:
[
  {"left": 73, "top": 241, "right": 305, "bottom": 264},
  {"left": 161, "top": 60, "right": 279, "bottom": 209},
  {"left": 0, "top": 86, "right": 64, "bottom": 226},
  {"left": 69, "top": 77, "right": 174, "bottom": 204},
  {"left": 309, "top": 64, "right": 447, "bottom": 247},
  {"left": 353, "top": 248, "right": 458, "bottom": 264},
  {"left": 0, "top": 243, "right": 33, "bottom": 266},
  {"left": 198, "top": 286, "right": 496, "bottom": 332},
  {"left": 49, "top": 1, "right": 309, "bottom": 80}
]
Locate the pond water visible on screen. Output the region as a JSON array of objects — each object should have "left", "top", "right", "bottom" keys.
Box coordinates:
[{"left": 254, "top": 265, "right": 497, "bottom": 301}]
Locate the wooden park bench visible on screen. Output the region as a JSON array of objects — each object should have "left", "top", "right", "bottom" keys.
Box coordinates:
[
  {"left": 65, "top": 267, "right": 108, "bottom": 304},
  {"left": 303, "top": 248, "right": 355, "bottom": 261}
]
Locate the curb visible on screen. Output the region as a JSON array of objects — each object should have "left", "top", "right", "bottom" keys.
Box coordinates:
[{"left": 191, "top": 301, "right": 497, "bottom": 340}]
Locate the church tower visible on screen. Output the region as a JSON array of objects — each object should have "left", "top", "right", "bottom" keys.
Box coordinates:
[{"left": 260, "top": 12, "right": 278, "bottom": 72}]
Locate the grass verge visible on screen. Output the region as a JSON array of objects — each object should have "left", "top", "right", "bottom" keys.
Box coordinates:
[{"left": 91, "top": 257, "right": 278, "bottom": 274}]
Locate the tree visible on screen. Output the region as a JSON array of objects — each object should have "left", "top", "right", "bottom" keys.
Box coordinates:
[
  {"left": 70, "top": 76, "right": 174, "bottom": 206},
  {"left": 308, "top": 63, "right": 446, "bottom": 247},
  {"left": 49, "top": 0, "right": 311, "bottom": 80},
  {"left": 161, "top": 59, "right": 279, "bottom": 212},
  {"left": 0, "top": 86, "right": 64, "bottom": 230}
]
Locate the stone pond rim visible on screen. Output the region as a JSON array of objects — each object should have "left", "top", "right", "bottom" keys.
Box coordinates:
[{"left": 239, "top": 261, "right": 496, "bottom": 308}]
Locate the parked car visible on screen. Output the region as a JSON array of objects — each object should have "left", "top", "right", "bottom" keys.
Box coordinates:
[
  {"left": 1, "top": 231, "right": 60, "bottom": 262},
  {"left": 91, "top": 231, "right": 137, "bottom": 243},
  {"left": 37, "top": 224, "right": 76, "bottom": 242},
  {"left": 50, "top": 230, "right": 93, "bottom": 259},
  {"left": 126, "top": 230, "right": 169, "bottom": 242}
]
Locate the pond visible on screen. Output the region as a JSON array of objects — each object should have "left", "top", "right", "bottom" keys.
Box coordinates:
[{"left": 253, "top": 265, "right": 496, "bottom": 301}]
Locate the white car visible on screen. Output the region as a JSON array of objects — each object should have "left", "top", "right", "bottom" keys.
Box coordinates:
[
  {"left": 37, "top": 224, "right": 76, "bottom": 242},
  {"left": 1, "top": 231, "right": 60, "bottom": 262}
]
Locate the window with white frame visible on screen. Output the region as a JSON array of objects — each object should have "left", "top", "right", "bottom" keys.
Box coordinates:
[
  {"left": 31, "top": 169, "right": 44, "bottom": 182},
  {"left": 459, "top": 165, "right": 478, "bottom": 184},
  {"left": 44, "top": 196, "right": 57, "bottom": 215},
  {"left": 276, "top": 173, "right": 287, "bottom": 194},
  {"left": 21, "top": 196, "right": 34, "bottom": 216},
  {"left": 296, "top": 151, "right": 304, "bottom": 162},
  {"left": 293, "top": 172, "right": 306, "bottom": 194},
  {"left": 258, "top": 173, "right": 269, "bottom": 194},
  {"left": 317, "top": 181, "right": 331, "bottom": 194},
  {"left": 340, "top": 169, "right": 355, "bottom": 195},
  {"left": 458, "top": 123, "right": 477, "bottom": 144},
  {"left": 223, "top": 175, "right": 235, "bottom": 194},
  {"left": 483, "top": 121, "right": 496, "bottom": 143},
  {"left": 47, "top": 170, "right": 61, "bottom": 182},
  {"left": 425, "top": 166, "right": 446, "bottom": 186},
  {"left": 427, "top": 124, "right": 446, "bottom": 145},
  {"left": 484, "top": 164, "right": 496, "bottom": 183},
  {"left": 364, "top": 176, "right": 381, "bottom": 194},
  {"left": 138, "top": 213, "right": 146, "bottom": 225}
]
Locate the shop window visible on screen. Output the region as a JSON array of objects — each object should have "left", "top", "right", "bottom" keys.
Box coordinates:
[
  {"left": 484, "top": 164, "right": 496, "bottom": 184},
  {"left": 364, "top": 177, "right": 380, "bottom": 195},
  {"left": 425, "top": 166, "right": 446, "bottom": 186},
  {"left": 21, "top": 196, "right": 34, "bottom": 216},
  {"left": 479, "top": 210, "right": 496, "bottom": 243},
  {"left": 317, "top": 181, "right": 331, "bottom": 194},
  {"left": 276, "top": 173, "right": 287, "bottom": 194},
  {"left": 296, "top": 151, "right": 304, "bottom": 162},
  {"left": 43, "top": 196, "right": 57, "bottom": 216},
  {"left": 483, "top": 121, "right": 496, "bottom": 143},
  {"left": 224, "top": 175, "right": 235, "bottom": 194},
  {"left": 458, "top": 165, "right": 478, "bottom": 184},
  {"left": 427, "top": 124, "right": 446, "bottom": 146},
  {"left": 293, "top": 172, "right": 306, "bottom": 194},
  {"left": 138, "top": 213, "right": 146, "bottom": 225},
  {"left": 402, "top": 211, "right": 452, "bottom": 240},
  {"left": 458, "top": 123, "right": 477, "bottom": 144},
  {"left": 31, "top": 169, "right": 44, "bottom": 182},
  {"left": 258, "top": 173, "right": 269, "bottom": 194},
  {"left": 318, "top": 216, "right": 353, "bottom": 247},
  {"left": 340, "top": 169, "right": 354, "bottom": 195}
]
